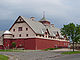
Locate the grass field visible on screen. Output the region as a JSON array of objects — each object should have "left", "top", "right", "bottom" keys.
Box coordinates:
[
  {"left": 62, "top": 51, "right": 80, "bottom": 54},
  {"left": 0, "top": 55, "right": 8, "bottom": 60},
  {"left": 43, "top": 48, "right": 60, "bottom": 51},
  {"left": 0, "top": 49, "right": 26, "bottom": 52}
]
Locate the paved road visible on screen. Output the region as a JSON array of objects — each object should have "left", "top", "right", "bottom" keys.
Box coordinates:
[
  {"left": 55, "top": 54, "right": 80, "bottom": 60},
  {"left": 0, "top": 51, "right": 61, "bottom": 60},
  {"left": 0, "top": 50, "right": 80, "bottom": 60}
]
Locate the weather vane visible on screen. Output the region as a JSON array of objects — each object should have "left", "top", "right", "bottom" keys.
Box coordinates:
[{"left": 43, "top": 11, "right": 45, "bottom": 18}]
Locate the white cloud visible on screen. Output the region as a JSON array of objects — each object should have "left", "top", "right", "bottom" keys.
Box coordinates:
[{"left": 0, "top": 0, "right": 80, "bottom": 30}]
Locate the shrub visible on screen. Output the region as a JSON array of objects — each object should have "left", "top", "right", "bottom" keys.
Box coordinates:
[{"left": 12, "top": 42, "right": 16, "bottom": 48}]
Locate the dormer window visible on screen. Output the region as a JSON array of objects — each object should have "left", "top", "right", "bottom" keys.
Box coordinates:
[
  {"left": 41, "top": 29, "right": 44, "bottom": 34},
  {"left": 45, "top": 32, "right": 47, "bottom": 35},
  {"left": 53, "top": 32, "right": 55, "bottom": 36},
  {"left": 18, "top": 27, "right": 22, "bottom": 31}
]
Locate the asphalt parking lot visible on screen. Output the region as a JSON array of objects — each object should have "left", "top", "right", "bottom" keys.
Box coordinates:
[{"left": 55, "top": 54, "right": 80, "bottom": 60}]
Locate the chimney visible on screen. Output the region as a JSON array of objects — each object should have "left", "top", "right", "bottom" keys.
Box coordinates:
[
  {"left": 51, "top": 24, "right": 54, "bottom": 27},
  {"left": 30, "top": 17, "right": 35, "bottom": 20}
]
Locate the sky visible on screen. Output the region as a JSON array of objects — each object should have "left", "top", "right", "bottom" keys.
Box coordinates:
[{"left": 0, "top": 0, "right": 80, "bottom": 30}]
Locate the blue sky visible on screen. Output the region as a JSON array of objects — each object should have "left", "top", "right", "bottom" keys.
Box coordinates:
[{"left": 0, "top": 0, "right": 80, "bottom": 30}]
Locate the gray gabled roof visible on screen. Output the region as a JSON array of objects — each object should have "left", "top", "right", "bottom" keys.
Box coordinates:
[
  {"left": 21, "top": 16, "right": 62, "bottom": 37},
  {"left": 46, "top": 26, "right": 60, "bottom": 36},
  {"left": 0, "top": 31, "right": 4, "bottom": 37},
  {"left": 21, "top": 16, "right": 46, "bottom": 34}
]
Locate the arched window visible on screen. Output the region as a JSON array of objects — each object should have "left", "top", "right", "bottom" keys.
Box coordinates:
[
  {"left": 26, "top": 34, "right": 28, "bottom": 37},
  {"left": 26, "top": 28, "right": 28, "bottom": 31},
  {"left": 19, "top": 34, "right": 21, "bottom": 37},
  {"left": 13, "top": 35, "right": 14, "bottom": 37},
  {"left": 13, "top": 29, "right": 15, "bottom": 32}
]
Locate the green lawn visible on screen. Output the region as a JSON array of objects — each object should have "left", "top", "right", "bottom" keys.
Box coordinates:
[
  {"left": 0, "top": 55, "right": 8, "bottom": 60},
  {"left": 62, "top": 51, "right": 80, "bottom": 54},
  {"left": 0, "top": 49, "right": 26, "bottom": 52},
  {"left": 43, "top": 48, "right": 60, "bottom": 51}
]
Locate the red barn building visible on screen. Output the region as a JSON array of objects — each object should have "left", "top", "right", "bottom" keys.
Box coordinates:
[{"left": 0, "top": 16, "right": 70, "bottom": 50}]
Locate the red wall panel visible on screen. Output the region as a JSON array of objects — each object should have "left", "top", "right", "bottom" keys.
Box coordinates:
[
  {"left": 35, "top": 38, "right": 69, "bottom": 50},
  {"left": 35, "top": 38, "right": 55, "bottom": 50},
  {"left": 24, "top": 38, "right": 36, "bottom": 50},
  {"left": 3, "top": 38, "right": 70, "bottom": 50}
]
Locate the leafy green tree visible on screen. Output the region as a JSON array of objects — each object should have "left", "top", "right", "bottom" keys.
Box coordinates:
[
  {"left": 61, "top": 23, "right": 80, "bottom": 51},
  {"left": 12, "top": 42, "right": 16, "bottom": 48}
]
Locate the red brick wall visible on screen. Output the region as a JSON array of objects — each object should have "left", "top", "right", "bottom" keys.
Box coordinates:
[
  {"left": 3, "top": 39, "right": 11, "bottom": 49},
  {"left": 3, "top": 38, "right": 70, "bottom": 50},
  {"left": 12, "top": 39, "right": 25, "bottom": 48},
  {"left": 24, "top": 38, "right": 36, "bottom": 50},
  {"left": 35, "top": 38, "right": 69, "bottom": 50},
  {"left": 35, "top": 38, "right": 55, "bottom": 50},
  {"left": 3, "top": 39, "right": 25, "bottom": 49}
]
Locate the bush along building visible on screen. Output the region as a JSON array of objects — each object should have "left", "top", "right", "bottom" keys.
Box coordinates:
[{"left": 0, "top": 15, "right": 70, "bottom": 50}]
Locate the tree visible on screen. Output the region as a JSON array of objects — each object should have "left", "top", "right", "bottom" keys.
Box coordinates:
[
  {"left": 12, "top": 42, "right": 16, "bottom": 48},
  {"left": 61, "top": 23, "right": 80, "bottom": 51}
]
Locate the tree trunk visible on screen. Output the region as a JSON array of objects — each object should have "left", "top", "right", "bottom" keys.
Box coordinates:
[{"left": 73, "top": 41, "right": 75, "bottom": 52}]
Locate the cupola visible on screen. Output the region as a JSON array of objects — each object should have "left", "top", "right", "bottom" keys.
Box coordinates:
[
  {"left": 39, "top": 12, "right": 50, "bottom": 26},
  {"left": 30, "top": 17, "right": 35, "bottom": 20}
]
